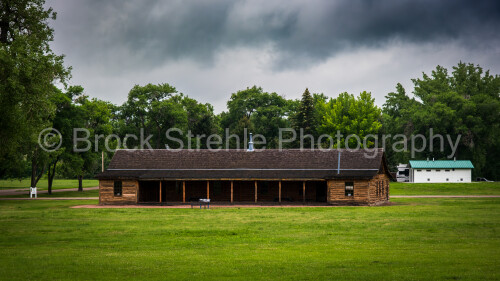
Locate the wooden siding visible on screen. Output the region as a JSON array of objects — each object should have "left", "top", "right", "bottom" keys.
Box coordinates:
[
  {"left": 327, "top": 174, "right": 390, "bottom": 206},
  {"left": 327, "top": 179, "right": 370, "bottom": 205},
  {"left": 99, "top": 180, "right": 138, "bottom": 205}
]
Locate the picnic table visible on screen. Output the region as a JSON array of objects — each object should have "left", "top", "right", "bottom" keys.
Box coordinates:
[{"left": 191, "top": 198, "right": 210, "bottom": 209}]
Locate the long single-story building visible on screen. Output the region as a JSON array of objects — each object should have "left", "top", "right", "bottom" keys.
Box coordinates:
[
  {"left": 96, "top": 149, "right": 393, "bottom": 206},
  {"left": 408, "top": 159, "right": 474, "bottom": 183}
]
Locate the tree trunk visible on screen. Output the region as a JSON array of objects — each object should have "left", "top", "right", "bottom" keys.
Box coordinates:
[
  {"left": 78, "top": 175, "right": 83, "bottom": 192},
  {"left": 30, "top": 157, "right": 45, "bottom": 195},
  {"left": 47, "top": 159, "right": 58, "bottom": 195}
]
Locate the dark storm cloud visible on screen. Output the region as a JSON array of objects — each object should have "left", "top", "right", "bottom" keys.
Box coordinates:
[{"left": 49, "top": 0, "right": 500, "bottom": 70}]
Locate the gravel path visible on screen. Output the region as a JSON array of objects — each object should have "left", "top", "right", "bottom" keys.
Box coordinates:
[{"left": 0, "top": 186, "right": 98, "bottom": 196}]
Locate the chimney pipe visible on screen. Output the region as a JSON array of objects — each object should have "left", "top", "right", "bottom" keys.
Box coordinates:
[
  {"left": 247, "top": 133, "right": 254, "bottom": 152},
  {"left": 337, "top": 150, "right": 341, "bottom": 174}
]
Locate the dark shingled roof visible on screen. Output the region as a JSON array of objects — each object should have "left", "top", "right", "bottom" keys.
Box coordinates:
[{"left": 96, "top": 149, "right": 392, "bottom": 180}]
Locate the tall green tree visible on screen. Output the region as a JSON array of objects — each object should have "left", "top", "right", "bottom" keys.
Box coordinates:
[
  {"left": 220, "top": 86, "right": 292, "bottom": 149},
  {"left": 317, "top": 91, "right": 382, "bottom": 148},
  {"left": 46, "top": 86, "right": 84, "bottom": 194},
  {"left": 383, "top": 62, "right": 500, "bottom": 180},
  {"left": 292, "top": 88, "right": 316, "bottom": 148},
  {"left": 0, "top": 0, "right": 70, "bottom": 186}
]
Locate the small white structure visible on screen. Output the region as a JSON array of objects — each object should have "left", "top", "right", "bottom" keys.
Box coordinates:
[
  {"left": 396, "top": 164, "right": 410, "bottom": 182},
  {"left": 30, "top": 187, "right": 37, "bottom": 198},
  {"left": 409, "top": 159, "right": 474, "bottom": 183}
]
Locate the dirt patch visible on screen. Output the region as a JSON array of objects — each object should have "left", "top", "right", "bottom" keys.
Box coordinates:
[{"left": 71, "top": 204, "right": 353, "bottom": 209}]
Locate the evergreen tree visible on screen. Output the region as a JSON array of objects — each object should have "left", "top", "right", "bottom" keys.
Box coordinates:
[{"left": 293, "top": 88, "right": 316, "bottom": 148}]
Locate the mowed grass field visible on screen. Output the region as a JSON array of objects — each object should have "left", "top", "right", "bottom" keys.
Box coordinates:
[
  {"left": 0, "top": 198, "right": 499, "bottom": 280},
  {"left": 0, "top": 179, "right": 99, "bottom": 190},
  {"left": 390, "top": 181, "right": 500, "bottom": 195}
]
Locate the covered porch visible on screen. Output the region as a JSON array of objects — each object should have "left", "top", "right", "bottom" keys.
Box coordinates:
[{"left": 137, "top": 180, "right": 327, "bottom": 204}]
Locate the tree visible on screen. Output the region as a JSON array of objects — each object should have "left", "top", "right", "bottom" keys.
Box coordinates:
[
  {"left": 317, "top": 91, "right": 382, "bottom": 148},
  {"left": 0, "top": 0, "right": 70, "bottom": 186},
  {"left": 383, "top": 62, "right": 500, "bottom": 180},
  {"left": 46, "top": 86, "right": 86, "bottom": 194},
  {"left": 119, "top": 83, "right": 190, "bottom": 149},
  {"left": 172, "top": 94, "right": 217, "bottom": 148},
  {"left": 220, "top": 86, "right": 292, "bottom": 149},
  {"left": 292, "top": 88, "right": 316, "bottom": 148}
]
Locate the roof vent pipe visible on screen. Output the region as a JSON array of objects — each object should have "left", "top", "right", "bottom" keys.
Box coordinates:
[
  {"left": 247, "top": 133, "right": 254, "bottom": 152},
  {"left": 337, "top": 150, "right": 341, "bottom": 174},
  {"left": 427, "top": 157, "right": 429, "bottom": 162},
  {"left": 454, "top": 157, "right": 456, "bottom": 161},
  {"left": 433, "top": 157, "right": 434, "bottom": 161}
]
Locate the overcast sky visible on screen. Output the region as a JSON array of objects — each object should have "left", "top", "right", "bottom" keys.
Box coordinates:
[{"left": 46, "top": 0, "right": 500, "bottom": 113}]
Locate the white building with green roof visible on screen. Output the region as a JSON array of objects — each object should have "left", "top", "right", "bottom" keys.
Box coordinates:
[{"left": 409, "top": 160, "right": 474, "bottom": 183}]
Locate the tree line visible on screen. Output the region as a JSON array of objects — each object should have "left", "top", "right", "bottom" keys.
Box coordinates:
[{"left": 1, "top": 1, "right": 499, "bottom": 193}]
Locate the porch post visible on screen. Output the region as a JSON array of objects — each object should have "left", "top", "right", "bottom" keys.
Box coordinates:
[
  {"left": 279, "top": 181, "right": 281, "bottom": 203},
  {"left": 182, "top": 181, "right": 185, "bottom": 203},
  {"left": 303, "top": 181, "right": 306, "bottom": 203},
  {"left": 159, "top": 181, "right": 162, "bottom": 203},
  {"left": 254, "top": 181, "right": 257, "bottom": 203},
  {"left": 231, "top": 181, "right": 234, "bottom": 203},
  {"left": 207, "top": 181, "right": 210, "bottom": 199}
]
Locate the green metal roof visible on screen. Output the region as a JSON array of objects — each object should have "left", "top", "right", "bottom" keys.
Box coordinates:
[{"left": 409, "top": 160, "right": 474, "bottom": 169}]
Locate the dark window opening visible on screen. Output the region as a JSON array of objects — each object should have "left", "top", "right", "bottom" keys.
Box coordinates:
[
  {"left": 345, "top": 182, "right": 354, "bottom": 197},
  {"left": 213, "top": 181, "right": 222, "bottom": 195},
  {"left": 261, "top": 181, "right": 269, "bottom": 195},
  {"left": 114, "top": 181, "right": 122, "bottom": 197}
]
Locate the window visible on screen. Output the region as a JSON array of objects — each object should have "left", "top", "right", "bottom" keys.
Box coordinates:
[
  {"left": 452, "top": 169, "right": 455, "bottom": 171},
  {"left": 446, "top": 178, "right": 449, "bottom": 181},
  {"left": 345, "top": 182, "right": 354, "bottom": 197},
  {"left": 445, "top": 170, "right": 450, "bottom": 172},
  {"left": 417, "top": 170, "right": 422, "bottom": 172},
  {"left": 426, "top": 170, "right": 431, "bottom": 172},
  {"left": 460, "top": 178, "right": 463, "bottom": 181},
  {"left": 427, "top": 178, "right": 430, "bottom": 181},
  {"left": 114, "top": 181, "right": 122, "bottom": 196},
  {"left": 436, "top": 169, "right": 440, "bottom": 172}
]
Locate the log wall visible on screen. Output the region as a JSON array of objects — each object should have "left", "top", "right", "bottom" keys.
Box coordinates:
[
  {"left": 327, "top": 179, "right": 370, "bottom": 205},
  {"left": 99, "top": 180, "right": 138, "bottom": 205},
  {"left": 327, "top": 174, "right": 390, "bottom": 206}
]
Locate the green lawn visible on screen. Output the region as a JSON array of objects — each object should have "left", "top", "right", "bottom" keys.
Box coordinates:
[
  {"left": 0, "top": 198, "right": 498, "bottom": 280},
  {"left": 0, "top": 179, "right": 99, "bottom": 190},
  {"left": 390, "top": 181, "right": 500, "bottom": 195}
]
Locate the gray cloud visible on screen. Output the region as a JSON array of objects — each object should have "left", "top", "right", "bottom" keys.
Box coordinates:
[
  {"left": 45, "top": 0, "right": 500, "bottom": 112},
  {"left": 48, "top": 0, "right": 500, "bottom": 69}
]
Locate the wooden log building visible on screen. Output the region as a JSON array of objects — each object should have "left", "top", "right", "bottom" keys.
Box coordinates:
[{"left": 96, "top": 149, "right": 393, "bottom": 206}]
